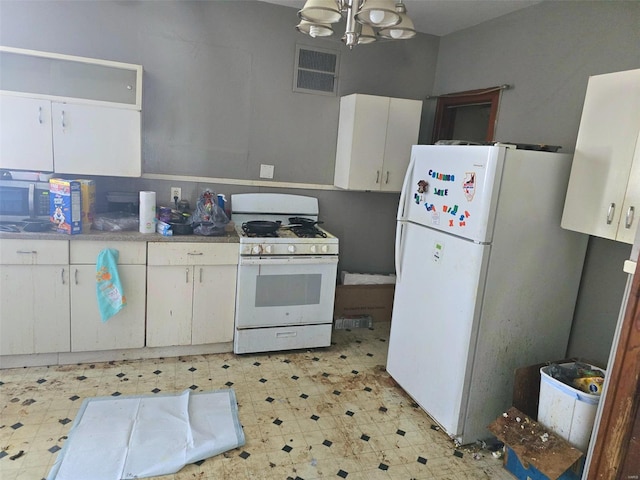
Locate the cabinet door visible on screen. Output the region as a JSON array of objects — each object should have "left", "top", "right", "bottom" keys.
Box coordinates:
[
  {"left": 192, "top": 264, "right": 237, "bottom": 345},
  {"left": 70, "top": 265, "right": 146, "bottom": 352},
  {"left": 381, "top": 98, "right": 422, "bottom": 192},
  {"left": 0, "top": 265, "right": 70, "bottom": 355},
  {"left": 561, "top": 69, "right": 640, "bottom": 243},
  {"left": 146, "top": 265, "right": 194, "bottom": 347},
  {"left": 0, "top": 96, "right": 53, "bottom": 171},
  {"left": 617, "top": 132, "right": 640, "bottom": 244},
  {"left": 334, "top": 94, "right": 389, "bottom": 190},
  {"left": 51, "top": 102, "right": 141, "bottom": 177}
]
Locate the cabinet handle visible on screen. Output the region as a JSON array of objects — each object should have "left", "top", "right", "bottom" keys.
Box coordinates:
[
  {"left": 74, "top": 268, "right": 78, "bottom": 285},
  {"left": 199, "top": 267, "right": 203, "bottom": 283},
  {"left": 606, "top": 203, "right": 616, "bottom": 225},
  {"left": 187, "top": 252, "right": 203, "bottom": 256},
  {"left": 625, "top": 206, "right": 635, "bottom": 229},
  {"left": 61, "top": 110, "right": 66, "bottom": 128},
  {"left": 385, "top": 171, "right": 390, "bottom": 184},
  {"left": 185, "top": 267, "right": 190, "bottom": 283},
  {"left": 61, "top": 268, "right": 66, "bottom": 285},
  {"left": 376, "top": 170, "right": 380, "bottom": 184},
  {"left": 38, "top": 106, "right": 43, "bottom": 124},
  {"left": 16, "top": 250, "right": 37, "bottom": 254}
]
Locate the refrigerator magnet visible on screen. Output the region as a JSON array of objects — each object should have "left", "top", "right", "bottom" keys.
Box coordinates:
[{"left": 463, "top": 172, "right": 476, "bottom": 201}]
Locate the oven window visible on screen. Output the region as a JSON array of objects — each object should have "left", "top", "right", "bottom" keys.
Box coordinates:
[{"left": 255, "top": 274, "right": 321, "bottom": 307}]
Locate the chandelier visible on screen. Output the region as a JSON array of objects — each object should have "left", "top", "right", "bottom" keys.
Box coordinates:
[{"left": 296, "top": 0, "right": 416, "bottom": 49}]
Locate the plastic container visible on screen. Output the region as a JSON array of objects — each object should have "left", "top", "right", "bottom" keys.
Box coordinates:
[{"left": 538, "top": 363, "right": 605, "bottom": 452}]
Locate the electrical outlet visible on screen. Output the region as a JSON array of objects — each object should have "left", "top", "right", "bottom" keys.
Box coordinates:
[
  {"left": 260, "top": 164, "right": 274, "bottom": 179},
  {"left": 170, "top": 187, "right": 181, "bottom": 203}
]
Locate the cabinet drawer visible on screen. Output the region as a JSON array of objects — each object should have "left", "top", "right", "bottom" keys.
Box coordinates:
[
  {"left": 70, "top": 240, "right": 147, "bottom": 264},
  {"left": 0, "top": 239, "right": 68, "bottom": 264},
  {"left": 148, "top": 242, "right": 239, "bottom": 266}
]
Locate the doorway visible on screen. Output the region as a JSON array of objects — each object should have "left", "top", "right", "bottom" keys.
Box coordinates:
[{"left": 431, "top": 87, "right": 503, "bottom": 144}]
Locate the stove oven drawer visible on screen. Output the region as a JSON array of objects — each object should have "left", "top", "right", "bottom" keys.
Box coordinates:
[{"left": 234, "top": 323, "right": 332, "bottom": 354}]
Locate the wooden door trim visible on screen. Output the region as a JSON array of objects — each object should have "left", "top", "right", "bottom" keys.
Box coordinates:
[
  {"left": 431, "top": 87, "right": 501, "bottom": 143},
  {"left": 587, "top": 265, "right": 640, "bottom": 479}
]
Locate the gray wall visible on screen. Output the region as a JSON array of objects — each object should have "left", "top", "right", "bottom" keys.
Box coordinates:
[
  {"left": 434, "top": 0, "right": 639, "bottom": 366},
  {"left": 0, "top": 0, "right": 439, "bottom": 276},
  {"left": 2, "top": 0, "right": 639, "bottom": 366}
]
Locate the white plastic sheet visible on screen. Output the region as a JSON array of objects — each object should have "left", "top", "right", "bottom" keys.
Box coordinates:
[{"left": 47, "top": 389, "right": 244, "bottom": 480}]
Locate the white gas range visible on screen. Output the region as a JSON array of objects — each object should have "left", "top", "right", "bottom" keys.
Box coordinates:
[{"left": 231, "top": 193, "right": 339, "bottom": 354}]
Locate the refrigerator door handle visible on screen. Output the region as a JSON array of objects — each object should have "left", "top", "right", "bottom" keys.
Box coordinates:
[
  {"left": 395, "top": 221, "right": 405, "bottom": 280},
  {"left": 397, "top": 154, "right": 416, "bottom": 221}
]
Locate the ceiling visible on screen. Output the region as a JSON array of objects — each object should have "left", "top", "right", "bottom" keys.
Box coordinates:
[{"left": 260, "top": 0, "right": 543, "bottom": 37}]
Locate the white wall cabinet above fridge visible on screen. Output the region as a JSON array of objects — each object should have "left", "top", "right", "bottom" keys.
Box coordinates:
[
  {"left": 562, "top": 68, "right": 640, "bottom": 244},
  {"left": 0, "top": 46, "right": 142, "bottom": 177},
  {"left": 334, "top": 94, "right": 422, "bottom": 192}
]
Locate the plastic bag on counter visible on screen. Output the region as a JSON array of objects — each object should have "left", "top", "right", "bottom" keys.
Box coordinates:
[
  {"left": 93, "top": 212, "right": 139, "bottom": 231},
  {"left": 190, "top": 189, "right": 229, "bottom": 236}
]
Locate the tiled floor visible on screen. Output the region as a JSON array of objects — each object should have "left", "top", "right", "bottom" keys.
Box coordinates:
[{"left": 0, "top": 322, "right": 513, "bottom": 480}]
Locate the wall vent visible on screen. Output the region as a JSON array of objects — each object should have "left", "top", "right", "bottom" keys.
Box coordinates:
[{"left": 294, "top": 45, "right": 339, "bottom": 95}]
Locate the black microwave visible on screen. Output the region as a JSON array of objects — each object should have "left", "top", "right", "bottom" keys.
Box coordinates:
[{"left": 0, "top": 179, "right": 51, "bottom": 221}]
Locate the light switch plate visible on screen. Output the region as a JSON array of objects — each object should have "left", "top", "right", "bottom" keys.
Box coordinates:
[{"left": 260, "top": 164, "right": 274, "bottom": 179}]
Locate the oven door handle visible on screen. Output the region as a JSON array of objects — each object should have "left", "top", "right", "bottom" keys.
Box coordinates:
[{"left": 239, "top": 256, "right": 338, "bottom": 266}]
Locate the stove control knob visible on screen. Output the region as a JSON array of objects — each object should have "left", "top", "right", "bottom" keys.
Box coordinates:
[
  {"left": 287, "top": 245, "right": 296, "bottom": 253},
  {"left": 310, "top": 245, "right": 318, "bottom": 253},
  {"left": 264, "top": 245, "right": 273, "bottom": 254},
  {"left": 251, "top": 245, "right": 262, "bottom": 255},
  {"left": 321, "top": 245, "right": 329, "bottom": 253}
]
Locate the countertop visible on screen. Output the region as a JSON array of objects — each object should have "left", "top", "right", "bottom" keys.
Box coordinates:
[{"left": 0, "top": 228, "right": 239, "bottom": 243}]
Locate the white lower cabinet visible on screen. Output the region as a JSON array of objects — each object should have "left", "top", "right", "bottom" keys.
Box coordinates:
[
  {"left": 0, "top": 239, "right": 70, "bottom": 355},
  {"left": 69, "top": 241, "right": 147, "bottom": 352},
  {"left": 146, "top": 243, "right": 238, "bottom": 348}
]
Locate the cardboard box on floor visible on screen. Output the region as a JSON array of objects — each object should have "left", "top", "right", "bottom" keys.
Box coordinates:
[
  {"left": 333, "top": 283, "right": 395, "bottom": 322},
  {"left": 488, "top": 407, "right": 585, "bottom": 480}
]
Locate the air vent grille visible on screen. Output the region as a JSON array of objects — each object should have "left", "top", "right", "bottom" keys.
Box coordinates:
[{"left": 294, "top": 45, "right": 339, "bottom": 95}]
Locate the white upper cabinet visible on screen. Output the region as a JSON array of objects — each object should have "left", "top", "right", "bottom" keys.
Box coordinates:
[
  {"left": 562, "top": 69, "right": 640, "bottom": 244},
  {"left": 0, "top": 47, "right": 141, "bottom": 108},
  {"left": 334, "top": 94, "right": 422, "bottom": 192},
  {"left": 51, "top": 103, "right": 141, "bottom": 177},
  {"left": 0, "top": 96, "right": 53, "bottom": 171},
  {"left": 0, "top": 46, "right": 142, "bottom": 176}
]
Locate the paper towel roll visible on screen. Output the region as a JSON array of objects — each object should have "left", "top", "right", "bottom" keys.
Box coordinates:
[{"left": 139, "top": 191, "right": 156, "bottom": 234}]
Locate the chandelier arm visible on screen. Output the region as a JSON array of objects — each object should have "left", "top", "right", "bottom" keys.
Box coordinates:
[{"left": 343, "top": 0, "right": 359, "bottom": 48}]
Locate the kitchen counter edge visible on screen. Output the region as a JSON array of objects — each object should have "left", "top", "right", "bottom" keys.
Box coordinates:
[{"left": 0, "top": 230, "right": 239, "bottom": 243}]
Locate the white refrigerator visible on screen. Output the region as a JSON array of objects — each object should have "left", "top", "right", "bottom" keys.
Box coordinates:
[{"left": 387, "top": 144, "right": 588, "bottom": 446}]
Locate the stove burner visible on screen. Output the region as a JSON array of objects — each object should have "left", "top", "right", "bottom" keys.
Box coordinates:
[
  {"left": 291, "top": 226, "right": 327, "bottom": 238},
  {"left": 242, "top": 230, "right": 279, "bottom": 238},
  {"left": 242, "top": 224, "right": 280, "bottom": 237}
]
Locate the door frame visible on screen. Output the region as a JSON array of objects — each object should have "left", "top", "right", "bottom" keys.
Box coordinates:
[
  {"left": 587, "top": 262, "right": 640, "bottom": 478},
  {"left": 431, "top": 87, "right": 502, "bottom": 143}
]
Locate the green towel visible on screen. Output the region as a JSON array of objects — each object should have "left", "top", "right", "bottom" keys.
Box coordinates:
[{"left": 96, "top": 248, "right": 126, "bottom": 322}]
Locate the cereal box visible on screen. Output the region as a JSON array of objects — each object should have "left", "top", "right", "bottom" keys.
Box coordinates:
[
  {"left": 74, "top": 179, "right": 96, "bottom": 233},
  {"left": 49, "top": 178, "right": 82, "bottom": 234}
]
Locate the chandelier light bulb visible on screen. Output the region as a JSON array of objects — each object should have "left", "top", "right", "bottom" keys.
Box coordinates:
[
  {"left": 390, "top": 28, "right": 403, "bottom": 39},
  {"left": 310, "top": 25, "right": 321, "bottom": 37},
  {"left": 369, "top": 9, "right": 385, "bottom": 24}
]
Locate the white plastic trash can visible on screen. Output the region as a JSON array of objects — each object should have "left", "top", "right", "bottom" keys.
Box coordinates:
[{"left": 538, "top": 363, "right": 605, "bottom": 452}]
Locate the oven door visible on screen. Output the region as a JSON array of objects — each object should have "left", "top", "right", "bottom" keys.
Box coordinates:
[{"left": 235, "top": 255, "right": 338, "bottom": 328}]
